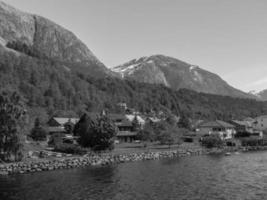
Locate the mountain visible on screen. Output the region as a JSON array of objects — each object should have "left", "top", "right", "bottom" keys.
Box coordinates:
[
  {"left": 250, "top": 90, "right": 267, "bottom": 101},
  {"left": 0, "top": 1, "right": 113, "bottom": 77},
  {"left": 112, "top": 55, "right": 255, "bottom": 99},
  {"left": 0, "top": 1, "right": 267, "bottom": 124}
]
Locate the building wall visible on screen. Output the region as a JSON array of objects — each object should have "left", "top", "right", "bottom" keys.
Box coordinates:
[
  {"left": 198, "top": 127, "right": 235, "bottom": 139},
  {"left": 253, "top": 116, "right": 267, "bottom": 131}
]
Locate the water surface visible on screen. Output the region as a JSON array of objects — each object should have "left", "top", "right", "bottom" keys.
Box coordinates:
[{"left": 1, "top": 152, "right": 267, "bottom": 200}]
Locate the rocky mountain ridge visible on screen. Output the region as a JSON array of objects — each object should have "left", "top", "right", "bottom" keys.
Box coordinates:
[
  {"left": 0, "top": 1, "right": 112, "bottom": 77},
  {"left": 112, "top": 55, "right": 256, "bottom": 99}
]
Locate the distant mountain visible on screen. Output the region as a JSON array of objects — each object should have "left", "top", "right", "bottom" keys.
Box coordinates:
[
  {"left": 250, "top": 90, "right": 267, "bottom": 101},
  {"left": 0, "top": 1, "right": 113, "bottom": 77},
  {"left": 112, "top": 55, "right": 256, "bottom": 99}
]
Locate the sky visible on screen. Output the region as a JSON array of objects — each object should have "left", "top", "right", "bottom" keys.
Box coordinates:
[{"left": 3, "top": 0, "right": 267, "bottom": 92}]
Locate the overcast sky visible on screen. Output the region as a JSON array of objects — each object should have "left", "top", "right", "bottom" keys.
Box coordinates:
[{"left": 4, "top": 0, "right": 267, "bottom": 92}]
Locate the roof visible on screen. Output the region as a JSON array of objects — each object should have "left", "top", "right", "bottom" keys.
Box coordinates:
[
  {"left": 117, "top": 131, "right": 137, "bottom": 137},
  {"left": 199, "top": 120, "right": 234, "bottom": 128},
  {"left": 108, "top": 113, "right": 126, "bottom": 121},
  {"left": 52, "top": 118, "right": 79, "bottom": 126},
  {"left": 125, "top": 114, "right": 145, "bottom": 124},
  {"left": 116, "top": 119, "right": 133, "bottom": 127},
  {"left": 147, "top": 117, "right": 161, "bottom": 123},
  {"left": 255, "top": 115, "right": 267, "bottom": 120},
  {"left": 231, "top": 120, "right": 251, "bottom": 127},
  {"left": 243, "top": 117, "right": 254, "bottom": 122}
]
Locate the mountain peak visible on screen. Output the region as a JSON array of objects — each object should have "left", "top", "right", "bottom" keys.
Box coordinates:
[
  {"left": 0, "top": 1, "right": 106, "bottom": 68},
  {"left": 112, "top": 55, "right": 256, "bottom": 99}
]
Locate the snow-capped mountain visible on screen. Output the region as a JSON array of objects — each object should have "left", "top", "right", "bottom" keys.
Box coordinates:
[
  {"left": 249, "top": 90, "right": 267, "bottom": 101},
  {"left": 112, "top": 55, "right": 256, "bottom": 99}
]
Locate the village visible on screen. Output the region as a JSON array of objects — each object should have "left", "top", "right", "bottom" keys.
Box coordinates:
[
  {"left": 26, "top": 102, "right": 267, "bottom": 160},
  {"left": 2, "top": 101, "right": 267, "bottom": 176}
]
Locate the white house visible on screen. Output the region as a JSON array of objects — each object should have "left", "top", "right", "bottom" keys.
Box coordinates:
[{"left": 198, "top": 120, "right": 236, "bottom": 140}]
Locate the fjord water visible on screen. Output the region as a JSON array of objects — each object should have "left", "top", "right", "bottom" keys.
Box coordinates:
[{"left": 1, "top": 152, "right": 267, "bottom": 200}]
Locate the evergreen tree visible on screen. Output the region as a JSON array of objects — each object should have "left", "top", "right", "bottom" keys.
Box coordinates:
[
  {"left": 136, "top": 122, "right": 155, "bottom": 142},
  {"left": 30, "top": 117, "right": 48, "bottom": 141},
  {"left": 64, "top": 119, "right": 74, "bottom": 134},
  {"left": 132, "top": 115, "right": 140, "bottom": 132},
  {"left": 0, "top": 91, "right": 26, "bottom": 161}
]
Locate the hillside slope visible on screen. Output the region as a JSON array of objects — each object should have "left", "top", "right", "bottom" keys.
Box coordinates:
[
  {"left": 112, "top": 55, "right": 256, "bottom": 99},
  {"left": 0, "top": 1, "right": 112, "bottom": 77}
]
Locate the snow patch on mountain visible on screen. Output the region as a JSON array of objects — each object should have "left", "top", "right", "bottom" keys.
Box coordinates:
[
  {"left": 193, "top": 70, "right": 203, "bottom": 82},
  {"left": 112, "top": 62, "right": 142, "bottom": 78}
]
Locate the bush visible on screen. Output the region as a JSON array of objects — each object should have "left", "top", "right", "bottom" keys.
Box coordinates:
[
  {"left": 54, "top": 143, "right": 86, "bottom": 155},
  {"left": 48, "top": 133, "right": 65, "bottom": 147},
  {"left": 201, "top": 135, "right": 224, "bottom": 148},
  {"left": 30, "top": 127, "right": 47, "bottom": 141}
]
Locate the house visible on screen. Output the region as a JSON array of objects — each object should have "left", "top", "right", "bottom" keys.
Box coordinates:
[
  {"left": 117, "top": 102, "right": 127, "bottom": 110},
  {"left": 252, "top": 115, "right": 267, "bottom": 131},
  {"left": 198, "top": 120, "right": 236, "bottom": 140},
  {"left": 229, "top": 120, "right": 253, "bottom": 134},
  {"left": 116, "top": 131, "right": 137, "bottom": 143},
  {"left": 109, "top": 114, "right": 138, "bottom": 142},
  {"left": 47, "top": 117, "right": 79, "bottom": 127},
  {"left": 106, "top": 113, "right": 138, "bottom": 142},
  {"left": 47, "top": 117, "right": 79, "bottom": 135},
  {"left": 230, "top": 119, "right": 263, "bottom": 138},
  {"left": 47, "top": 127, "right": 66, "bottom": 135}
]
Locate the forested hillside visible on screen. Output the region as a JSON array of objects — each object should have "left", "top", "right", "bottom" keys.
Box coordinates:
[
  {"left": 1, "top": 47, "right": 267, "bottom": 124},
  {"left": 0, "top": 1, "right": 266, "bottom": 125}
]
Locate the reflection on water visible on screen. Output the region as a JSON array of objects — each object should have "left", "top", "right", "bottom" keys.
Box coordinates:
[{"left": 1, "top": 152, "right": 267, "bottom": 200}]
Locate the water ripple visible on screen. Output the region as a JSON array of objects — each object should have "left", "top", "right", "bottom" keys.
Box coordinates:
[{"left": 1, "top": 152, "right": 267, "bottom": 200}]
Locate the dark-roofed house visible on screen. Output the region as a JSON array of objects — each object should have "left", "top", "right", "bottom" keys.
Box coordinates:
[
  {"left": 47, "top": 126, "right": 66, "bottom": 135},
  {"left": 47, "top": 117, "right": 79, "bottom": 127},
  {"left": 198, "top": 120, "right": 236, "bottom": 140},
  {"left": 229, "top": 120, "right": 253, "bottom": 134},
  {"left": 229, "top": 120, "right": 263, "bottom": 138},
  {"left": 47, "top": 117, "right": 79, "bottom": 135},
  {"left": 108, "top": 113, "right": 137, "bottom": 142}
]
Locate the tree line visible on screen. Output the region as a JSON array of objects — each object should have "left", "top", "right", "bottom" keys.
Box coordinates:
[{"left": 1, "top": 47, "right": 267, "bottom": 128}]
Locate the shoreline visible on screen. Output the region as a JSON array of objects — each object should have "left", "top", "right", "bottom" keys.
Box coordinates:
[
  {"left": 1, "top": 145, "right": 267, "bottom": 175},
  {"left": 0, "top": 148, "right": 206, "bottom": 175}
]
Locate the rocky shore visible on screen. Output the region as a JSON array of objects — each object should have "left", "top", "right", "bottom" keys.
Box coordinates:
[{"left": 0, "top": 148, "right": 206, "bottom": 175}]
